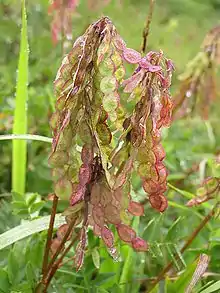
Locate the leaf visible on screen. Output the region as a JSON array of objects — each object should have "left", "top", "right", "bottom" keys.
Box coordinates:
[
  {"left": 101, "top": 226, "right": 114, "bottom": 248},
  {"left": 199, "top": 280, "right": 220, "bottom": 293},
  {"left": 96, "top": 123, "right": 112, "bottom": 145},
  {"left": 29, "top": 201, "right": 45, "bottom": 214},
  {"left": 168, "top": 261, "right": 197, "bottom": 292},
  {"left": 128, "top": 201, "right": 144, "bottom": 216},
  {"left": 25, "top": 262, "right": 35, "bottom": 287},
  {"left": 0, "top": 214, "right": 66, "bottom": 250},
  {"left": 0, "top": 269, "right": 10, "bottom": 293},
  {"left": 123, "top": 48, "right": 141, "bottom": 64},
  {"left": 168, "top": 183, "right": 195, "bottom": 199},
  {"left": 81, "top": 144, "right": 93, "bottom": 165},
  {"left": 0, "top": 134, "right": 52, "bottom": 143},
  {"left": 93, "top": 272, "right": 116, "bottom": 286},
  {"left": 100, "top": 76, "right": 117, "bottom": 94},
  {"left": 103, "top": 93, "right": 119, "bottom": 112},
  {"left": 63, "top": 201, "right": 84, "bottom": 216},
  {"left": 131, "top": 237, "right": 148, "bottom": 251},
  {"left": 7, "top": 250, "right": 19, "bottom": 285},
  {"left": 117, "top": 224, "right": 136, "bottom": 243},
  {"left": 54, "top": 177, "right": 73, "bottom": 200},
  {"left": 12, "top": 0, "right": 29, "bottom": 195},
  {"left": 26, "top": 193, "right": 38, "bottom": 206},
  {"left": 92, "top": 248, "right": 100, "bottom": 269}
]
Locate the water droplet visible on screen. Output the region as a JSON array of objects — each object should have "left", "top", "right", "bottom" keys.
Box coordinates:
[
  {"left": 186, "top": 90, "right": 192, "bottom": 98},
  {"left": 108, "top": 247, "right": 121, "bottom": 262},
  {"left": 66, "top": 34, "right": 72, "bottom": 41}
]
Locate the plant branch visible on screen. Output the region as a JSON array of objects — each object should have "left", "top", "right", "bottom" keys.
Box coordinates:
[
  {"left": 42, "top": 195, "right": 58, "bottom": 277},
  {"left": 147, "top": 202, "right": 218, "bottom": 292},
  {"left": 43, "top": 234, "right": 78, "bottom": 292},
  {"left": 36, "top": 218, "right": 77, "bottom": 292},
  {"left": 45, "top": 218, "right": 76, "bottom": 277},
  {"left": 141, "top": 0, "right": 156, "bottom": 53}
]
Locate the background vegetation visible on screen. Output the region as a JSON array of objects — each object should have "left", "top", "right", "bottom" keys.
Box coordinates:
[{"left": 0, "top": 0, "right": 220, "bottom": 292}]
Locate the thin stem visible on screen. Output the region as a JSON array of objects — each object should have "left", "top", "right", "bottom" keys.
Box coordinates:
[
  {"left": 45, "top": 218, "right": 76, "bottom": 276},
  {"left": 147, "top": 203, "right": 218, "bottom": 292},
  {"left": 60, "top": 0, "right": 65, "bottom": 56},
  {"left": 0, "top": 134, "right": 52, "bottom": 143},
  {"left": 36, "top": 218, "right": 76, "bottom": 292},
  {"left": 42, "top": 195, "right": 58, "bottom": 277},
  {"left": 44, "top": 235, "right": 78, "bottom": 292},
  {"left": 141, "top": 0, "right": 156, "bottom": 53}
]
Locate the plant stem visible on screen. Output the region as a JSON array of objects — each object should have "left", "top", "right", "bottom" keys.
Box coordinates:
[
  {"left": 36, "top": 218, "right": 77, "bottom": 292},
  {"left": 12, "top": 0, "right": 29, "bottom": 195},
  {"left": 147, "top": 203, "right": 218, "bottom": 292},
  {"left": 45, "top": 218, "right": 76, "bottom": 276},
  {"left": 0, "top": 134, "right": 52, "bottom": 143},
  {"left": 44, "top": 235, "right": 78, "bottom": 292},
  {"left": 42, "top": 195, "right": 58, "bottom": 277},
  {"left": 141, "top": 0, "right": 156, "bottom": 53}
]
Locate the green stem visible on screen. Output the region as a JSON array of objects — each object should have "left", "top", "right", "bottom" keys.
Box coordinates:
[
  {"left": 0, "top": 134, "right": 52, "bottom": 143},
  {"left": 12, "top": 0, "right": 29, "bottom": 195}
]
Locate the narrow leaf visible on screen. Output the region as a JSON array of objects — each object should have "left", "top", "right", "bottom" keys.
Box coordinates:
[
  {"left": 0, "top": 214, "right": 66, "bottom": 250},
  {"left": 12, "top": 0, "right": 29, "bottom": 195}
]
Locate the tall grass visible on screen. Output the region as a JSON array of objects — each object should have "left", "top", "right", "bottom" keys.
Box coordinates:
[{"left": 12, "top": 0, "right": 29, "bottom": 195}]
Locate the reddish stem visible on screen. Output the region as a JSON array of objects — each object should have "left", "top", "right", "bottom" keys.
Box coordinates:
[
  {"left": 43, "top": 234, "right": 78, "bottom": 291},
  {"left": 41, "top": 195, "right": 58, "bottom": 277},
  {"left": 45, "top": 218, "right": 76, "bottom": 276}
]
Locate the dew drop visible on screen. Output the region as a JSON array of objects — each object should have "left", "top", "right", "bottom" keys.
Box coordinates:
[{"left": 186, "top": 90, "right": 192, "bottom": 98}]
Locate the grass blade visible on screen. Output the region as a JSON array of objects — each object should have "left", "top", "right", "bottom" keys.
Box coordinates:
[
  {"left": 1, "top": 134, "right": 52, "bottom": 143},
  {"left": 12, "top": 0, "right": 29, "bottom": 195},
  {"left": 0, "top": 214, "right": 66, "bottom": 250},
  {"left": 199, "top": 280, "right": 220, "bottom": 293}
]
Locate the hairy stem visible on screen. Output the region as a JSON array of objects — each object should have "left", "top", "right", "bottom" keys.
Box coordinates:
[
  {"left": 42, "top": 195, "right": 58, "bottom": 277},
  {"left": 141, "top": 0, "right": 156, "bottom": 53},
  {"left": 147, "top": 203, "right": 218, "bottom": 292}
]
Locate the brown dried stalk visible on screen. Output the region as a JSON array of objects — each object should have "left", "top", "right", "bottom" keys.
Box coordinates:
[{"left": 141, "top": 0, "right": 156, "bottom": 53}]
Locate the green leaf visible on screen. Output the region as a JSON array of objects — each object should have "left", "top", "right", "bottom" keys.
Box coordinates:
[
  {"left": 168, "top": 183, "right": 195, "bottom": 199},
  {"left": 0, "top": 134, "right": 52, "bottom": 143},
  {"left": 94, "top": 273, "right": 116, "bottom": 286},
  {"left": 92, "top": 247, "right": 100, "bottom": 269},
  {"left": 0, "top": 269, "right": 10, "bottom": 293},
  {"left": 7, "top": 251, "right": 19, "bottom": 285},
  {"left": 0, "top": 214, "right": 66, "bottom": 250},
  {"left": 29, "top": 201, "right": 45, "bottom": 214},
  {"left": 200, "top": 281, "right": 220, "bottom": 293},
  {"left": 26, "top": 193, "right": 38, "bottom": 206},
  {"left": 12, "top": 0, "right": 29, "bottom": 195},
  {"left": 25, "top": 262, "right": 35, "bottom": 287},
  {"left": 168, "top": 261, "right": 197, "bottom": 292}
]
